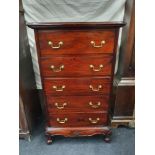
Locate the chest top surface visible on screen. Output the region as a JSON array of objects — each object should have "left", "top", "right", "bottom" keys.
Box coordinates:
[{"left": 27, "top": 22, "right": 125, "bottom": 30}]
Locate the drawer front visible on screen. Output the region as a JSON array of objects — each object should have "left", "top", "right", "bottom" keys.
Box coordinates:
[
  {"left": 49, "top": 112, "right": 108, "bottom": 127},
  {"left": 40, "top": 55, "right": 113, "bottom": 77},
  {"left": 46, "top": 95, "right": 109, "bottom": 112},
  {"left": 43, "top": 77, "right": 111, "bottom": 95},
  {"left": 38, "top": 30, "right": 115, "bottom": 56}
]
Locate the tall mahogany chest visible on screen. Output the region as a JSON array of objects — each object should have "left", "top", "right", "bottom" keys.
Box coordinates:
[{"left": 28, "top": 22, "right": 125, "bottom": 144}]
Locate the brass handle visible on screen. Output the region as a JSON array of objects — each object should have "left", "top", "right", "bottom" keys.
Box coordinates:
[
  {"left": 90, "top": 40, "right": 105, "bottom": 48},
  {"left": 52, "top": 85, "right": 65, "bottom": 91},
  {"left": 56, "top": 118, "right": 68, "bottom": 124},
  {"left": 89, "top": 118, "right": 100, "bottom": 124},
  {"left": 55, "top": 102, "right": 67, "bottom": 109},
  {"left": 48, "top": 41, "right": 63, "bottom": 49},
  {"left": 89, "top": 64, "right": 104, "bottom": 72},
  {"left": 89, "top": 102, "right": 101, "bottom": 108},
  {"left": 89, "top": 85, "right": 102, "bottom": 91},
  {"left": 50, "top": 65, "right": 64, "bottom": 72}
]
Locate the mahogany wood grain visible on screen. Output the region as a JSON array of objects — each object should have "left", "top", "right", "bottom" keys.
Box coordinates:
[
  {"left": 40, "top": 55, "right": 113, "bottom": 77},
  {"left": 49, "top": 112, "right": 108, "bottom": 127},
  {"left": 46, "top": 95, "right": 109, "bottom": 112},
  {"left": 38, "top": 30, "right": 115, "bottom": 56},
  {"left": 43, "top": 77, "right": 111, "bottom": 96},
  {"left": 28, "top": 22, "right": 125, "bottom": 142},
  {"left": 46, "top": 126, "right": 112, "bottom": 137},
  {"left": 27, "top": 22, "right": 126, "bottom": 30}
]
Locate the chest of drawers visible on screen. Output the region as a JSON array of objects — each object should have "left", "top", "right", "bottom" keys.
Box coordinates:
[{"left": 28, "top": 22, "right": 125, "bottom": 144}]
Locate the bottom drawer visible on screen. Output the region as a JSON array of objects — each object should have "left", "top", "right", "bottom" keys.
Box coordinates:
[{"left": 49, "top": 112, "right": 108, "bottom": 127}]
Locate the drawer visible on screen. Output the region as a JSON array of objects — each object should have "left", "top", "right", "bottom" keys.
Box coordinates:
[
  {"left": 46, "top": 95, "right": 109, "bottom": 112},
  {"left": 43, "top": 77, "right": 111, "bottom": 95},
  {"left": 38, "top": 30, "right": 115, "bottom": 56},
  {"left": 48, "top": 112, "right": 108, "bottom": 127},
  {"left": 40, "top": 55, "right": 113, "bottom": 77}
]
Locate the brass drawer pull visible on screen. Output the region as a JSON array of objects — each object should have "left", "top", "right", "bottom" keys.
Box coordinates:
[
  {"left": 89, "top": 102, "right": 101, "bottom": 108},
  {"left": 55, "top": 102, "right": 67, "bottom": 109},
  {"left": 50, "top": 65, "right": 64, "bottom": 72},
  {"left": 89, "top": 85, "right": 102, "bottom": 91},
  {"left": 89, "top": 118, "right": 100, "bottom": 124},
  {"left": 52, "top": 85, "right": 65, "bottom": 91},
  {"left": 57, "top": 118, "right": 68, "bottom": 124},
  {"left": 48, "top": 41, "right": 63, "bottom": 49},
  {"left": 89, "top": 64, "right": 104, "bottom": 72},
  {"left": 90, "top": 40, "right": 105, "bottom": 48}
]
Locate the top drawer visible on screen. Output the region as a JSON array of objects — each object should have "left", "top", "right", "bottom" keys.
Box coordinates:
[{"left": 38, "top": 30, "right": 115, "bottom": 56}]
